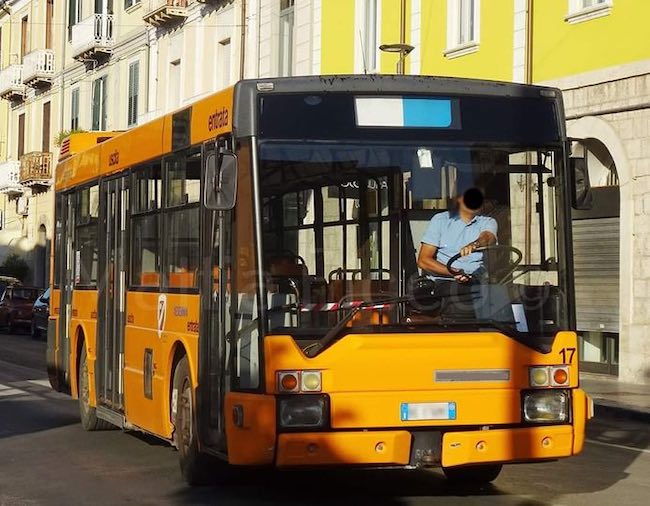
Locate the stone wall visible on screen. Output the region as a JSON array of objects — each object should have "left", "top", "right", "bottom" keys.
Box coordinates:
[{"left": 561, "top": 69, "right": 650, "bottom": 383}]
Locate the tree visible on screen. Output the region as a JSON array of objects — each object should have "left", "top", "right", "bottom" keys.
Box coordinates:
[{"left": 0, "top": 254, "right": 31, "bottom": 282}]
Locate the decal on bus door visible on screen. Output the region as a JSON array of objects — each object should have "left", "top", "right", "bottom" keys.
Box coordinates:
[{"left": 157, "top": 294, "right": 167, "bottom": 338}]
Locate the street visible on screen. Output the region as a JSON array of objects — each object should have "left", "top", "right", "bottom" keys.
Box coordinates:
[{"left": 1, "top": 333, "right": 649, "bottom": 506}]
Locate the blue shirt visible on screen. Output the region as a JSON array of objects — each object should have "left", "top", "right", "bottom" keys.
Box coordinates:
[{"left": 421, "top": 211, "right": 498, "bottom": 277}]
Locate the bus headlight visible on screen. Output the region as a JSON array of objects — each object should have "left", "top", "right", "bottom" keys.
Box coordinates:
[
  {"left": 523, "top": 390, "right": 569, "bottom": 423},
  {"left": 279, "top": 395, "right": 329, "bottom": 429}
]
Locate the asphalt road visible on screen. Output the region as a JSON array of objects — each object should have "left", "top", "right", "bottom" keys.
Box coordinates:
[{"left": 1, "top": 331, "right": 650, "bottom": 506}]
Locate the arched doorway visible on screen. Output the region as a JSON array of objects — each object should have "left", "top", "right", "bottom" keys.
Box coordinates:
[
  {"left": 34, "top": 224, "right": 49, "bottom": 288},
  {"left": 571, "top": 138, "right": 620, "bottom": 375}
]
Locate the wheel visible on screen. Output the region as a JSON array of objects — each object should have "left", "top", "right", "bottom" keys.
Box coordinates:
[
  {"left": 78, "top": 344, "right": 113, "bottom": 431},
  {"left": 172, "top": 356, "right": 215, "bottom": 485},
  {"left": 443, "top": 464, "right": 502, "bottom": 485},
  {"left": 7, "top": 316, "right": 15, "bottom": 334}
]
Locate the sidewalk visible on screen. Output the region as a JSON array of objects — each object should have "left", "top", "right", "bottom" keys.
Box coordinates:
[{"left": 581, "top": 373, "right": 650, "bottom": 422}]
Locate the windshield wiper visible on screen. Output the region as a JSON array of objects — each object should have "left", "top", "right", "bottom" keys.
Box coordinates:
[{"left": 438, "top": 317, "right": 518, "bottom": 336}]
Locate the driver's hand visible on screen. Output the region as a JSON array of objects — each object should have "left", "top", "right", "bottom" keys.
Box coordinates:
[
  {"left": 454, "top": 273, "right": 471, "bottom": 284},
  {"left": 460, "top": 241, "right": 479, "bottom": 257}
]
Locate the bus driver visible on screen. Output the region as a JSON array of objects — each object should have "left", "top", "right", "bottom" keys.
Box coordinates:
[{"left": 417, "top": 187, "right": 497, "bottom": 285}]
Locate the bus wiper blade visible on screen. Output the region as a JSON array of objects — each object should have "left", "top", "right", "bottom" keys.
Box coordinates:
[{"left": 439, "top": 318, "right": 518, "bottom": 336}]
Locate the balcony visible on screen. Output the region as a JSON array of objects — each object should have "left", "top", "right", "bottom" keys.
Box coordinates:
[
  {"left": 19, "top": 152, "right": 53, "bottom": 188},
  {"left": 0, "top": 65, "right": 25, "bottom": 101},
  {"left": 143, "top": 0, "right": 189, "bottom": 27},
  {"left": 22, "top": 49, "right": 56, "bottom": 88},
  {"left": 71, "top": 14, "right": 114, "bottom": 61},
  {"left": 0, "top": 160, "right": 24, "bottom": 196}
]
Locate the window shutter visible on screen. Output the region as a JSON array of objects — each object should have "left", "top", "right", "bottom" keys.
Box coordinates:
[{"left": 92, "top": 79, "right": 101, "bottom": 130}]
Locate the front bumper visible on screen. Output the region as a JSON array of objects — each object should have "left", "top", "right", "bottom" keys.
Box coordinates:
[
  {"left": 275, "top": 389, "right": 592, "bottom": 468},
  {"left": 276, "top": 424, "right": 575, "bottom": 468}
]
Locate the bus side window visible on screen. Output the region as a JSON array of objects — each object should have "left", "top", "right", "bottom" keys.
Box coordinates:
[
  {"left": 131, "top": 164, "right": 162, "bottom": 289},
  {"left": 163, "top": 151, "right": 201, "bottom": 289}
]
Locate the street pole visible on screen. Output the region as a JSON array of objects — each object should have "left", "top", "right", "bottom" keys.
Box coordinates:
[
  {"left": 524, "top": 0, "right": 534, "bottom": 270},
  {"left": 397, "top": 0, "right": 407, "bottom": 75}
]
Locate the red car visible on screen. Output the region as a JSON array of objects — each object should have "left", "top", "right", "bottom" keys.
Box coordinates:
[{"left": 0, "top": 286, "right": 41, "bottom": 333}]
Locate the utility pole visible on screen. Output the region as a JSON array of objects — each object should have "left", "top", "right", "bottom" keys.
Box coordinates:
[
  {"left": 379, "top": 0, "right": 413, "bottom": 75},
  {"left": 523, "top": 0, "right": 535, "bottom": 269},
  {"left": 397, "top": 0, "right": 406, "bottom": 75}
]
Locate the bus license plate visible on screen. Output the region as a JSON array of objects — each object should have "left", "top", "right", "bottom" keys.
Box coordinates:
[{"left": 401, "top": 402, "right": 457, "bottom": 421}]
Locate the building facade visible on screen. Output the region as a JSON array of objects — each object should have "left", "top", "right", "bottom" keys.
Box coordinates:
[
  {"left": 0, "top": 0, "right": 323, "bottom": 287},
  {"left": 1, "top": 0, "right": 646, "bottom": 383},
  {"left": 319, "top": 0, "right": 650, "bottom": 384}
]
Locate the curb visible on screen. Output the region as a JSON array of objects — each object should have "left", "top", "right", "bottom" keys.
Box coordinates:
[{"left": 593, "top": 399, "right": 650, "bottom": 423}]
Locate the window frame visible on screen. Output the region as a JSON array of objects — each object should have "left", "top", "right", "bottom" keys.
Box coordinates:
[
  {"left": 278, "top": 0, "right": 295, "bottom": 77},
  {"left": 129, "top": 163, "right": 163, "bottom": 291},
  {"left": 444, "top": 0, "right": 480, "bottom": 59},
  {"left": 73, "top": 183, "right": 101, "bottom": 290},
  {"left": 127, "top": 60, "right": 140, "bottom": 128},
  {"left": 92, "top": 74, "right": 108, "bottom": 131},
  {"left": 566, "top": 0, "right": 612, "bottom": 24},
  {"left": 162, "top": 148, "right": 202, "bottom": 294},
  {"left": 71, "top": 87, "right": 80, "bottom": 130}
]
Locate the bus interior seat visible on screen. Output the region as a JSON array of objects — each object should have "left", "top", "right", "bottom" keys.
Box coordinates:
[
  {"left": 168, "top": 271, "right": 196, "bottom": 288},
  {"left": 140, "top": 272, "right": 160, "bottom": 287}
]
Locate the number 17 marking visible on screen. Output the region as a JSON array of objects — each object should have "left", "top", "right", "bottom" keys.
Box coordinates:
[{"left": 560, "top": 347, "right": 576, "bottom": 364}]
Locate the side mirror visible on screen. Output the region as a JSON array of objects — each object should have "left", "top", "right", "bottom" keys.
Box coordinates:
[
  {"left": 205, "top": 151, "right": 238, "bottom": 210},
  {"left": 569, "top": 144, "right": 593, "bottom": 210}
]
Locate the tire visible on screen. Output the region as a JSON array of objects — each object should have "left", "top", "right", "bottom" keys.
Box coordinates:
[
  {"left": 78, "top": 344, "right": 113, "bottom": 431},
  {"left": 172, "top": 356, "right": 215, "bottom": 486},
  {"left": 443, "top": 464, "right": 502, "bottom": 485}
]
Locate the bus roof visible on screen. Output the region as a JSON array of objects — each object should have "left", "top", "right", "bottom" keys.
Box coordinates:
[{"left": 55, "top": 75, "right": 562, "bottom": 192}]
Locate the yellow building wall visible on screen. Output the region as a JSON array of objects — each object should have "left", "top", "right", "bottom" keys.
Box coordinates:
[
  {"left": 420, "top": 0, "right": 513, "bottom": 81},
  {"left": 533, "top": 0, "right": 650, "bottom": 82},
  {"left": 321, "top": 0, "right": 513, "bottom": 82},
  {"left": 321, "top": 0, "right": 356, "bottom": 73}
]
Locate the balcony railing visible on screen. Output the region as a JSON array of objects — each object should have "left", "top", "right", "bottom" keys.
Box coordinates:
[
  {"left": 0, "top": 64, "right": 25, "bottom": 101},
  {"left": 0, "top": 160, "right": 24, "bottom": 195},
  {"left": 143, "top": 0, "right": 189, "bottom": 26},
  {"left": 19, "top": 152, "right": 53, "bottom": 187},
  {"left": 22, "top": 49, "right": 56, "bottom": 87},
  {"left": 71, "top": 13, "right": 115, "bottom": 61}
]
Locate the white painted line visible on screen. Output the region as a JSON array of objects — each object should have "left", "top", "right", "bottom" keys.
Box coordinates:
[
  {"left": 0, "top": 388, "right": 24, "bottom": 397},
  {"left": 27, "top": 379, "right": 52, "bottom": 388},
  {"left": 587, "top": 438, "right": 650, "bottom": 454}
]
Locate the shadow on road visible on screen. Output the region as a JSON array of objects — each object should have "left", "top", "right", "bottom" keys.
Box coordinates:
[
  {"left": 0, "top": 397, "right": 79, "bottom": 439},
  {"left": 167, "top": 467, "right": 515, "bottom": 506}
]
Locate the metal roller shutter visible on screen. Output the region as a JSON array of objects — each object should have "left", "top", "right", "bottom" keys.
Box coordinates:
[{"left": 572, "top": 217, "right": 619, "bottom": 332}]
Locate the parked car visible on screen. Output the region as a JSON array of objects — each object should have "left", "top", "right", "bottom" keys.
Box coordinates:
[
  {"left": 0, "top": 275, "right": 22, "bottom": 298},
  {"left": 0, "top": 286, "right": 41, "bottom": 334},
  {"left": 32, "top": 287, "right": 50, "bottom": 340}
]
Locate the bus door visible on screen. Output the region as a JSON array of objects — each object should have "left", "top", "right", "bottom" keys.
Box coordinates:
[
  {"left": 198, "top": 144, "right": 231, "bottom": 451},
  {"left": 97, "top": 176, "right": 129, "bottom": 411},
  {"left": 57, "top": 192, "right": 75, "bottom": 390}
]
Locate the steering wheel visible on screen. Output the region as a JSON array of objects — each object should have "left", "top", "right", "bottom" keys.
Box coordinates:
[{"left": 446, "top": 244, "right": 523, "bottom": 282}]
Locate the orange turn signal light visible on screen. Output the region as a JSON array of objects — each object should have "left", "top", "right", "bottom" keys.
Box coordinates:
[
  {"left": 280, "top": 373, "right": 299, "bottom": 392},
  {"left": 552, "top": 368, "right": 568, "bottom": 385}
]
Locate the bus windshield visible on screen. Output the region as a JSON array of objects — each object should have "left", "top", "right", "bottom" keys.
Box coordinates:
[{"left": 259, "top": 140, "right": 568, "bottom": 352}]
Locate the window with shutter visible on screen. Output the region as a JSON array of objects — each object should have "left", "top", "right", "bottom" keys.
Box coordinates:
[
  {"left": 128, "top": 61, "right": 139, "bottom": 127},
  {"left": 71, "top": 88, "right": 80, "bottom": 130}
]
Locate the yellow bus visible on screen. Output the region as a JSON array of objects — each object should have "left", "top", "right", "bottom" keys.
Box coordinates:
[{"left": 48, "top": 75, "right": 593, "bottom": 485}]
